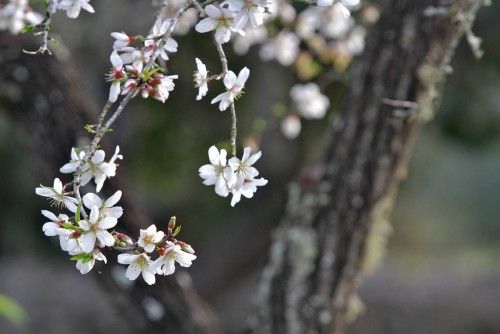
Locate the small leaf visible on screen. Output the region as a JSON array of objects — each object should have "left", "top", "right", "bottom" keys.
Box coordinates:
[
  {"left": 172, "top": 225, "right": 181, "bottom": 237},
  {"left": 70, "top": 253, "right": 93, "bottom": 262},
  {"left": 0, "top": 294, "right": 28, "bottom": 327},
  {"left": 75, "top": 203, "right": 82, "bottom": 223}
]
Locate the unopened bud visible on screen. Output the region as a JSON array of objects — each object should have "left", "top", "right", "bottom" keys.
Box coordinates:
[
  {"left": 177, "top": 241, "right": 195, "bottom": 254},
  {"left": 168, "top": 216, "right": 176, "bottom": 231}
]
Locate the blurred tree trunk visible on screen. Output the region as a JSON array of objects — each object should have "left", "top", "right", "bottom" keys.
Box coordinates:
[
  {"left": 252, "top": 0, "right": 484, "bottom": 333},
  {"left": 0, "top": 33, "right": 220, "bottom": 334}
]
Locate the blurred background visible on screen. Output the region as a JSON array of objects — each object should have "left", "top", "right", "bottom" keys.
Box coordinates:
[{"left": 1, "top": 1, "right": 500, "bottom": 333}]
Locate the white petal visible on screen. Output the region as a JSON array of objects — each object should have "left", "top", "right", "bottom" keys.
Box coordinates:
[
  {"left": 214, "top": 175, "right": 229, "bottom": 197},
  {"left": 96, "top": 230, "right": 115, "bottom": 247},
  {"left": 105, "top": 190, "right": 122, "bottom": 207},
  {"left": 98, "top": 217, "right": 117, "bottom": 230},
  {"left": 80, "top": 232, "right": 96, "bottom": 253},
  {"left": 195, "top": 18, "right": 216, "bottom": 33},
  {"left": 110, "top": 51, "right": 123, "bottom": 68},
  {"left": 208, "top": 146, "right": 219, "bottom": 165},
  {"left": 142, "top": 269, "right": 156, "bottom": 285},
  {"left": 125, "top": 263, "right": 142, "bottom": 280},
  {"left": 91, "top": 150, "right": 105, "bottom": 164},
  {"left": 237, "top": 67, "right": 250, "bottom": 86},
  {"left": 41, "top": 210, "right": 58, "bottom": 222},
  {"left": 223, "top": 71, "right": 237, "bottom": 89},
  {"left": 118, "top": 253, "right": 139, "bottom": 265},
  {"left": 89, "top": 206, "right": 99, "bottom": 224},
  {"left": 83, "top": 193, "right": 102, "bottom": 210}
]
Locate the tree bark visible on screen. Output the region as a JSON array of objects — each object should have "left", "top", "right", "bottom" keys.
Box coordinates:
[
  {"left": 0, "top": 33, "right": 220, "bottom": 334},
  {"left": 252, "top": 0, "right": 484, "bottom": 333}
]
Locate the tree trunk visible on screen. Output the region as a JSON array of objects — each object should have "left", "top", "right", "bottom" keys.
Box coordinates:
[
  {"left": 252, "top": 0, "right": 484, "bottom": 333},
  {"left": 0, "top": 33, "right": 220, "bottom": 334}
]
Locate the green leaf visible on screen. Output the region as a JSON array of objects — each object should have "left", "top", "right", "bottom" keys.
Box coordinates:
[
  {"left": 75, "top": 204, "right": 82, "bottom": 223},
  {"left": 172, "top": 225, "right": 181, "bottom": 237},
  {"left": 0, "top": 294, "right": 28, "bottom": 327},
  {"left": 62, "top": 223, "right": 82, "bottom": 232},
  {"left": 70, "top": 253, "right": 93, "bottom": 262},
  {"left": 22, "top": 25, "right": 35, "bottom": 34},
  {"left": 84, "top": 124, "right": 96, "bottom": 133}
]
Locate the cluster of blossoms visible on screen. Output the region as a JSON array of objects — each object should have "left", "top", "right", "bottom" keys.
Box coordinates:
[
  {"left": 0, "top": 0, "right": 43, "bottom": 34},
  {"left": 199, "top": 146, "right": 267, "bottom": 206},
  {"left": 3, "top": 0, "right": 368, "bottom": 283},
  {"left": 0, "top": 0, "right": 94, "bottom": 35},
  {"left": 107, "top": 18, "right": 179, "bottom": 103},
  {"left": 37, "top": 146, "right": 196, "bottom": 284}
]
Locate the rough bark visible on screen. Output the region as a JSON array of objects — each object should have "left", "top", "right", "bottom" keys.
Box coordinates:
[
  {"left": 252, "top": 0, "right": 484, "bottom": 333},
  {"left": 0, "top": 33, "right": 219, "bottom": 334}
]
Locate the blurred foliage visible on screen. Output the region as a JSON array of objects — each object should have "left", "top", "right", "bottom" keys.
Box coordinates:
[{"left": 0, "top": 294, "right": 27, "bottom": 327}]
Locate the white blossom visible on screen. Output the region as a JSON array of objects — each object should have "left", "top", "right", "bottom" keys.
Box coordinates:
[
  {"left": 211, "top": 67, "right": 250, "bottom": 111},
  {"left": 290, "top": 83, "right": 330, "bottom": 119},
  {"left": 281, "top": 114, "right": 302, "bottom": 139},
  {"left": 41, "top": 210, "right": 70, "bottom": 237},
  {"left": 0, "top": 0, "right": 43, "bottom": 34},
  {"left": 199, "top": 146, "right": 235, "bottom": 197},
  {"left": 82, "top": 190, "right": 123, "bottom": 219},
  {"left": 75, "top": 249, "right": 107, "bottom": 274},
  {"left": 107, "top": 51, "right": 126, "bottom": 102},
  {"left": 147, "top": 19, "right": 178, "bottom": 61},
  {"left": 230, "top": 177, "right": 268, "bottom": 207},
  {"left": 36, "top": 178, "right": 78, "bottom": 212},
  {"left": 60, "top": 146, "right": 123, "bottom": 192},
  {"left": 195, "top": 4, "right": 244, "bottom": 44},
  {"left": 111, "top": 32, "right": 136, "bottom": 51},
  {"left": 137, "top": 225, "right": 165, "bottom": 253},
  {"left": 233, "top": 26, "right": 268, "bottom": 55},
  {"left": 57, "top": 0, "right": 95, "bottom": 19},
  {"left": 194, "top": 58, "right": 209, "bottom": 101},
  {"left": 228, "top": 146, "right": 261, "bottom": 184},
  {"left": 117, "top": 253, "right": 156, "bottom": 285},
  {"left": 152, "top": 241, "right": 197, "bottom": 276},
  {"left": 260, "top": 30, "right": 300, "bottom": 66},
  {"left": 199, "top": 145, "right": 267, "bottom": 206},
  {"left": 78, "top": 205, "right": 117, "bottom": 253},
  {"left": 228, "top": 0, "right": 267, "bottom": 30}
]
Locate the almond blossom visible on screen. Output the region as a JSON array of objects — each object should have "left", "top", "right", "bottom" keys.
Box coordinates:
[
  {"left": 0, "top": 0, "right": 43, "bottom": 34},
  {"left": 228, "top": 0, "right": 268, "bottom": 30},
  {"left": 117, "top": 253, "right": 156, "bottom": 285},
  {"left": 195, "top": 4, "right": 244, "bottom": 44},
  {"left": 41, "top": 210, "right": 70, "bottom": 237},
  {"left": 211, "top": 67, "right": 250, "bottom": 111},
  {"left": 290, "top": 83, "right": 330, "bottom": 120},
  {"left": 230, "top": 177, "right": 268, "bottom": 207},
  {"left": 147, "top": 19, "right": 178, "bottom": 61},
  {"left": 199, "top": 145, "right": 267, "bottom": 206},
  {"left": 107, "top": 51, "right": 126, "bottom": 102},
  {"left": 199, "top": 146, "right": 236, "bottom": 197},
  {"left": 138, "top": 225, "right": 165, "bottom": 253},
  {"left": 194, "top": 58, "right": 209, "bottom": 100},
  {"left": 152, "top": 241, "right": 197, "bottom": 276},
  {"left": 78, "top": 205, "right": 117, "bottom": 253},
  {"left": 82, "top": 191, "right": 123, "bottom": 219},
  {"left": 75, "top": 249, "right": 107, "bottom": 274},
  {"left": 111, "top": 32, "right": 137, "bottom": 51},
  {"left": 36, "top": 178, "right": 78, "bottom": 212},
  {"left": 60, "top": 146, "right": 123, "bottom": 192},
  {"left": 228, "top": 146, "right": 262, "bottom": 184},
  {"left": 57, "top": 0, "right": 95, "bottom": 19}
]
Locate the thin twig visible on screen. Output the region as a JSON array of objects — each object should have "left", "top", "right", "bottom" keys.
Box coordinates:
[
  {"left": 213, "top": 40, "right": 238, "bottom": 156},
  {"left": 71, "top": 3, "right": 192, "bottom": 216}
]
